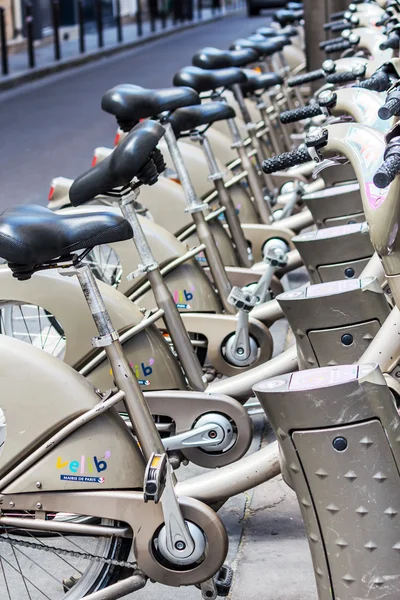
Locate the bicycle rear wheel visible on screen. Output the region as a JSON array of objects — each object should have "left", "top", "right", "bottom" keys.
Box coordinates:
[{"left": 0, "top": 513, "right": 132, "bottom": 599}]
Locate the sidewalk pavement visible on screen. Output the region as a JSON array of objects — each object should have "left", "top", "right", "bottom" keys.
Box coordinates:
[{"left": 0, "top": 6, "right": 241, "bottom": 91}]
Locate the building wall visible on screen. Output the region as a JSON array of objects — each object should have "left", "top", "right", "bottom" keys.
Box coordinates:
[{"left": 1, "top": 0, "right": 14, "bottom": 40}]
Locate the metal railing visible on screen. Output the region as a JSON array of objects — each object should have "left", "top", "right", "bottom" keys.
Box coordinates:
[{"left": 0, "top": 0, "right": 241, "bottom": 78}]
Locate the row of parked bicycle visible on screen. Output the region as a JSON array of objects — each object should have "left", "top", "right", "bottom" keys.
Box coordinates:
[{"left": 0, "top": 0, "right": 398, "bottom": 598}]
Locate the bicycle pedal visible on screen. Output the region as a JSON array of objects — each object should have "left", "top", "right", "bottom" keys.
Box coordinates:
[
  {"left": 215, "top": 564, "right": 233, "bottom": 597},
  {"left": 227, "top": 286, "right": 257, "bottom": 312},
  {"left": 63, "top": 575, "right": 80, "bottom": 593}
]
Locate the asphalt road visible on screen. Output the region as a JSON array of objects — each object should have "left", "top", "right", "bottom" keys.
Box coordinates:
[{"left": 0, "top": 12, "right": 267, "bottom": 209}]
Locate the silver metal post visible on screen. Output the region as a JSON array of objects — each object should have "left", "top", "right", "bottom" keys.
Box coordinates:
[
  {"left": 267, "top": 91, "right": 293, "bottom": 151},
  {"left": 163, "top": 122, "right": 235, "bottom": 314},
  {"left": 255, "top": 97, "right": 281, "bottom": 156},
  {"left": 226, "top": 117, "right": 274, "bottom": 224},
  {"left": 195, "top": 133, "right": 253, "bottom": 268},
  {"left": 231, "top": 83, "right": 273, "bottom": 170},
  {"left": 75, "top": 264, "right": 165, "bottom": 461},
  {"left": 120, "top": 190, "right": 207, "bottom": 392}
]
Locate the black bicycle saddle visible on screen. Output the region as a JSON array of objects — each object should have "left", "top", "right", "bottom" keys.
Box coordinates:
[
  {"left": 274, "top": 9, "right": 304, "bottom": 26},
  {"left": 231, "top": 37, "right": 284, "bottom": 57},
  {"left": 192, "top": 46, "right": 258, "bottom": 70},
  {"left": 102, "top": 84, "right": 200, "bottom": 127},
  {"left": 167, "top": 102, "right": 235, "bottom": 137},
  {"left": 256, "top": 26, "right": 296, "bottom": 38},
  {"left": 70, "top": 120, "right": 165, "bottom": 206},
  {"left": 0, "top": 204, "right": 132, "bottom": 273},
  {"left": 173, "top": 66, "right": 247, "bottom": 93},
  {"left": 240, "top": 70, "right": 283, "bottom": 96}
]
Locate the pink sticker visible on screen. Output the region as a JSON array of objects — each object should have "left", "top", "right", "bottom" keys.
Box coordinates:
[{"left": 365, "top": 182, "right": 390, "bottom": 210}]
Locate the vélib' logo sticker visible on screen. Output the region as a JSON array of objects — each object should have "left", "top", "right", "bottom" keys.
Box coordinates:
[
  {"left": 173, "top": 286, "right": 195, "bottom": 309},
  {"left": 132, "top": 358, "right": 154, "bottom": 386},
  {"left": 110, "top": 358, "right": 155, "bottom": 386},
  {"left": 57, "top": 450, "right": 111, "bottom": 484}
]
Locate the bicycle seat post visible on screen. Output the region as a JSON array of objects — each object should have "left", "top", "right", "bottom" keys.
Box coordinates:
[
  {"left": 120, "top": 186, "right": 207, "bottom": 392},
  {"left": 73, "top": 262, "right": 165, "bottom": 462},
  {"left": 163, "top": 121, "right": 235, "bottom": 314},
  {"left": 225, "top": 115, "right": 274, "bottom": 224},
  {"left": 190, "top": 129, "right": 253, "bottom": 268}
]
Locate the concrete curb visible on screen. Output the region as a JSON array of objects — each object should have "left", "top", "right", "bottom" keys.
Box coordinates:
[{"left": 0, "top": 10, "right": 241, "bottom": 92}]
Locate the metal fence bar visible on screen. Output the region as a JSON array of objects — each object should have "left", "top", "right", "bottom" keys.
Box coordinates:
[
  {"left": 148, "top": 0, "right": 156, "bottom": 33},
  {"left": 161, "top": 0, "right": 167, "bottom": 29},
  {"left": 171, "top": 0, "right": 177, "bottom": 25},
  {"left": 188, "top": 0, "right": 194, "bottom": 21},
  {"left": 24, "top": 2, "right": 35, "bottom": 69},
  {"left": 136, "top": 0, "right": 143, "bottom": 36},
  {"left": 197, "top": 0, "right": 202, "bottom": 20},
  {"left": 95, "top": 0, "right": 104, "bottom": 48},
  {"left": 115, "top": 0, "right": 123, "bottom": 43},
  {"left": 51, "top": 0, "right": 61, "bottom": 61},
  {"left": 77, "top": 0, "right": 86, "bottom": 53},
  {"left": 0, "top": 7, "right": 9, "bottom": 76}
]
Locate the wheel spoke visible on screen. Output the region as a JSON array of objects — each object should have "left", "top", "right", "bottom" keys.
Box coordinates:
[
  {"left": 0, "top": 515, "right": 129, "bottom": 599},
  {"left": 4, "top": 528, "right": 33, "bottom": 600}
]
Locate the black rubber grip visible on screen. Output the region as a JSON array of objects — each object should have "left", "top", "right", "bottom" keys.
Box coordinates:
[
  {"left": 288, "top": 69, "right": 324, "bottom": 87},
  {"left": 326, "top": 70, "right": 358, "bottom": 84},
  {"left": 331, "top": 21, "right": 351, "bottom": 33},
  {"left": 280, "top": 104, "right": 322, "bottom": 124},
  {"left": 320, "top": 36, "right": 342, "bottom": 49},
  {"left": 357, "top": 71, "right": 390, "bottom": 92},
  {"left": 324, "top": 39, "right": 352, "bottom": 54},
  {"left": 331, "top": 10, "right": 347, "bottom": 20},
  {"left": 375, "top": 14, "right": 389, "bottom": 27},
  {"left": 373, "top": 156, "right": 400, "bottom": 188},
  {"left": 379, "top": 34, "right": 400, "bottom": 50},
  {"left": 378, "top": 96, "right": 400, "bottom": 120},
  {"left": 262, "top": 146, "right": 312, "bottom": 174}
]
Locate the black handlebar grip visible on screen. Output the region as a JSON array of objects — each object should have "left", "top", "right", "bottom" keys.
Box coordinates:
[
  {"left": 331, "top": 21, "right": 351, "bottom": 32},
  {"left": 326, "top": 70, "right": 358, "bottom": 84},
  {"left": 357, "top": 71, "right": 390, "bottom": 92},
  {"left": 280, "top": 104, "right": 323, "bottom": 124},
  {"left": 262, "top": 146, "right": 312, "bottom": 174},
  {"left": 373, "top": 156, "right": 400, "bottom": 188},
  {"left": 378, "top": 96, "right": 400, "bottom": 120},
  {"left": 324, "top": 39, "right": 352, "bottom": 54},
  {"left": 320, "top": 36, "right": 342, "bottom": 49},
  {"left": 379, "top": 34, "right": 400, "bottom": 50},
  {"left": 287, "top": 69, "right": 324, "bottom": 87},
  {"left": 331, "top": 10, "right": 347, "bottom": 20}
]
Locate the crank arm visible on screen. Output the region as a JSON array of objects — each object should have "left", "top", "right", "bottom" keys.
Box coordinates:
[
  {"left": 163, "top": 421, "right": 226, "bottom": 452},
  {"left": 144, "top": 453, "right": 196, "bottom": 561},
  {"left": 144, "top": 390, "right": 253, "bottom": 467},
  {"left": 180, "top": 312, "right": 273, "bottom": 377}
]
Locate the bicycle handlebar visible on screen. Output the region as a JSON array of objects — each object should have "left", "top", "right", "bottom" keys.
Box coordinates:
[
  {"left": 379, "top": 33, "right": 400, "bottom": 50},
  {"left": 373, "top": 155, "right": 400, "bottom": 188},
  {"left": 331, "top": 21, "right": 351, "bottom": 33},
  {"left": 262, "top": 145, "right": 312, "bottom": 174},
  {"left": 287, "top": 69, "right": 325, "bottom": 87},
  {"left": 378, "top": 93, "right": 400, "bottom": 120},
  {"left": 324, "top": 39, "right": 352, "bottom": 54},
  {"left": 280, "top": 104, "right": 323, "bottom": 124},
  {"left": 331, "top": 10, "right": 347, "bottom": 20},
  {"left": 356, "top": 70, "right": 391, "bottom": 92},
  {"left": 326, "top": 70, "right": 359, "bottom": 84},
  {"left": 320, "top": 36, "right": 342, "bottom": 49}
]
